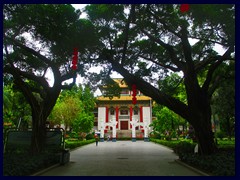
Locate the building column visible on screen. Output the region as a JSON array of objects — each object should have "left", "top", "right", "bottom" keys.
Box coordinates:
[
  {"left": 100, "top": 120, "right": 104, "bottom": 142},
  {"left": 131, "top": 118, "right": 137, "bottom": 142},
  {"left": 144, "top": 121, "right": 149, "bottom": 142},
  {"left": 130, "top": 106, "right": 133, "bottom": 129},
  {"left": 112, "top": 117, "right": 117, "bottom": 142}
]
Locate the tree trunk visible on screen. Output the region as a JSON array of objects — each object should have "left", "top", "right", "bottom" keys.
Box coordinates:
[
  {"left": 187, "top": 93, "right": 217, "bottom": 155},
  {"left": 192, "top": 118, "right": 216, "bottom": 155},
  {"left": 30, "top": 92, "right": 60, "bottom": 155},
  {"left": 31, "top": 108, "right": 46, "bottom": 155}
]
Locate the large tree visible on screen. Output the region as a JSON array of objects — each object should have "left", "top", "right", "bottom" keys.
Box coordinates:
[
  {"left": 83, "top": 4, "right": 235, "bottom": 155},
  {"left": 3, "top": 4, "right": 97, "bottom": 154}
]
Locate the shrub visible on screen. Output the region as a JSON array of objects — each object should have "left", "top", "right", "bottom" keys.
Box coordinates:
[
  {"left": 85, "top": 133, "right": 94, "bottom": 140},
  {"left": 69, "top": 131, "right": 79, "bottom": 139},
  {"left": 3, "top": 152, "right": 59, "bottom": 176},
  {"left": 173, "top": 141, "right": 196, "bottom": 155},
  {"left": 180, "top": 150, "right": 235, "bottom": 176},
  {"left": 216, "top": 131, "right": 225, "bottom": 140},
  {"left": 65, "top": 139, "right": 95, "bottom": 149}
]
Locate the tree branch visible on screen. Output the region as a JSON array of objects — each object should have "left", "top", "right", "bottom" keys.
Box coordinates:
[
  {"left": 139, "top": 54, "right": 180, "bottom": 72},
  {"left": 5, "top": 36, "right": 63, "bottom": 89},
  {"left": 121, "top": 4, "right": 134, "bottom": 65},
  {"left": 141, "top": 29, "right": 185, "bottom": 71},
  {"left": 61, "top": 73, "right": 77, "bottom": 90},
  {"left": 188, "top": 36, "right": 228, "bottom": 47},
  {"left": 110, "top": 59, "right": 189, "bottom": 120},
  {"left": 4, "top": 66, "right": 50, "bottom": 90},
  {"left": 5, "top": 36, "right": 54, "bottom": 67},
  {"left": 202, "top": 46, "right": 234, "bottom": 92},
  {"left": 147, "top": 6, "right": 180, "bottom": 38}
]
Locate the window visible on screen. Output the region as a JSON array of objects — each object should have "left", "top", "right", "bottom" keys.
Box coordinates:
[
  {"left": 120, "top": 109, "right": 128, "bottom": 115},
  {"left": 134, "top": 108, "right": 138, "bottom": 115},
  {"left": 120, "top": 89, "right": 129, "bottom": 95},
  {"left": 110, "top": 109, "right": 115, "bottom": 115}
]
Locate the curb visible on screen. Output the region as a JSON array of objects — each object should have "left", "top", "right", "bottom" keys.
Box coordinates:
[
  {"left": 175, "top": 159, "right": 210, "bottom": 176},
  {"left": 30, "top": 163, "right": 60, "bottom": 176}
]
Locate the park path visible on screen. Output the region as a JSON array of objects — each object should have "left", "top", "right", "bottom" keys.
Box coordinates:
[{"left": 38, "top": 141, "right": 204, "bottom": 176}]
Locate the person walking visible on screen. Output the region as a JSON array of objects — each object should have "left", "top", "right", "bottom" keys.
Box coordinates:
[{"left": 95, "top": 135, "right": 99, "bottom": 146}]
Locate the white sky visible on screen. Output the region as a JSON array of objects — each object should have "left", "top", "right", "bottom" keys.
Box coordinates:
[{"left": 46, "top": 4, "right": 226, "bottom": 96}]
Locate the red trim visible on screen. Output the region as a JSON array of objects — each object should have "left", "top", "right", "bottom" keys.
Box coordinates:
[
  {"left": 140, "top": 106, "right": 143, "bottom": 122},
  {"left": 106, "top": 106, "right": 109, "bottom": 123},
  {"left": 116, "top": 106, "right": 119, "bottom": 128},
  {"left": 130, "top": 106, "right": 133, "bottom": 128}
]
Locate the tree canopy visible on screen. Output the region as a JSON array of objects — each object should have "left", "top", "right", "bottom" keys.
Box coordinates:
[
  {"left": 3, "top": 4, "right": 97, "bottom": 153},
  {"left": 3, "top": 4, "right": 235, "bottom": 155},
  {"left": 82, "top": 4, "right": 235, "bottom": 155}
]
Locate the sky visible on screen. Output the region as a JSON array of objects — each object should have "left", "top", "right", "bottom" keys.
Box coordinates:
[{"left": 46, "top": 4, "right": 226, "bottom": 96}]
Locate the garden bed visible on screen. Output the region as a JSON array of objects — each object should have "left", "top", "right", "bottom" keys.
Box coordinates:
[
  {"left": 150, "top": 138, "right": 235, "bottom": 176},
  {"left": 3, "top": 139, "right": 95, "bottom": 176}
]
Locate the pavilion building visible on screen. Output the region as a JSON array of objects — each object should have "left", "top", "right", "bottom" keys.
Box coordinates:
[{"left": 94, "top": 79, "right": 153, "bottom": 142}]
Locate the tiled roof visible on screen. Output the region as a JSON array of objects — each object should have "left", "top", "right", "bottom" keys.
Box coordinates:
[
  {"left": 97, "top": 95, "right": 151, "bottom": 101},
  {"left": 101, "top": 78, "right": 128, "bottom": 89}
]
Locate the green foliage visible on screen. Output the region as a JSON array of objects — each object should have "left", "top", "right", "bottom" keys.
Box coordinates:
[
  {"left": 65, "top": 139, "right": 95, "bottom": 149},
  {"left": 173, "top": 141, "right": 196, "bottom": 155},
  {"left": 102, "top": 78, "right": 121, "bottom": 99},
  {"left": 216, "top": 131, "right": 225, "bottom": 140},
  {"left": 50, "top": 85, "right": 95, "bottom": 134},
  {"left": 3, "top": 84, "right": 31, "bottom": 129},
  {"left": 180, "top": 150, "right": 235, "bottom": 176},
  {"left": 151, "top": 105, "right": 186, "bottom": 135},
  {"left": 150, "top": 139, "right": 181, "bottom": 149},
  {"left": 3, "top": 139, "right": 95, "bottom": 176},
  {"left": 158, "top": 73, "right": 184, "bottom": 98},
  {"left": 85, "top": 133, "right": 95, "bottom": 140},
  {"left": 72, "top": 112, "right": 94, "bottom": 133},
  {"left": 50, "top": 94, "right": 82, "bottom": 129},
  {"left": 151, "top": 138, "right": 235, "bottom": 176},
  {"left": 211, "top": 62, "right": 235, "bottom": 137}
]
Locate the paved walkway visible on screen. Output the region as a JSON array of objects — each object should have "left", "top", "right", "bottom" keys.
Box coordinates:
[{"left": 38, "top": 141, "right": 204, "bottom": 176}]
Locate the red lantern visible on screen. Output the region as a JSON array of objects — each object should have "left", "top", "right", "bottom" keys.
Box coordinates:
[
  {"left": 180, "top": 4, "right": 190, "bottom": 13},
  {"left": 132, "top": 84, "right": 137, "bottom": 104},
  {"left": 72, "top": 48, "right": 78, "bottom": 70},
  {"left": 132, "top": 96, "right": 137, "bottom": 105}
]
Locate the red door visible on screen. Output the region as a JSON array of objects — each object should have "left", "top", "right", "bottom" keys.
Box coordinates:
[{"left": 121, "top": 121, "right": 128, "bottom": 130}]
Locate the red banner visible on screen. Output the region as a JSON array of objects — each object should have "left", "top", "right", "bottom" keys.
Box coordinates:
[
  {"left": 116, "top": 106, "right": 119, "bottom": 129},
  {"left": 140, "top": 106, "right": 143, "bottom": 122}
]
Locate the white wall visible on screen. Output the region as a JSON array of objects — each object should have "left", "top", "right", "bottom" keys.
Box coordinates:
[
  {"left": 98, "top": 107, "right": 106, "bottom": 130},
  {"left": 142, "top": 107, "right": 151, "bottom": 125}
]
